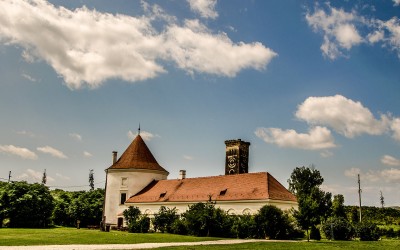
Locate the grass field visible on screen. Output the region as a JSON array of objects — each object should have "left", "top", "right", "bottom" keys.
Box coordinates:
[
  {"left": 0, "top": 227, "right": 220, "bottom": 246},
  {"left": 0, "top": 227, "right": 399, "bottom": 249}
]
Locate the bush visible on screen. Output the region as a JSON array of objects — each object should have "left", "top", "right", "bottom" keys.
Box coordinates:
[
  {"left": 171, "top": 218, "right": 188, "bottom": 235},
  {"left": 152, "top": 206, "right": 179, "bottom": 233},
  {"left": 232, "top": 214, "right": 257, "bottom": 239},
  {"left": 254, "top": 205, "right": 295, "bottom": 239},
  {"left": 356, "top": 221, "right": 380, "bottom": 241},
  {"left": 310, "top": 225, "right": 321, "bottom": 240},
  {"left": 322, "top": 217, "right": 354, "bottom": 240}
]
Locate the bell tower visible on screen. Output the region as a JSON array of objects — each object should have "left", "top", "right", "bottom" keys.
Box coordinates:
[{"left": 225, "top": 139, "right": 250, "bottom": 175}]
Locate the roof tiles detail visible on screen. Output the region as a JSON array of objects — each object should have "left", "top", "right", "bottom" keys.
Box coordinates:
[
  {"left": 125, "top": 172, "right": 296, "bottom": 203},
  {"left": 108, "top": 135, "right": 168, "bottom": 173}
]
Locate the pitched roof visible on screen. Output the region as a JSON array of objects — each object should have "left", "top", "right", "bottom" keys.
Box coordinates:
[
  {"left": 125, "top": 172, "right": 296, "bottom": 203},
  {"left": 108, "top": 135, "right": 168, "bottom": 173}
]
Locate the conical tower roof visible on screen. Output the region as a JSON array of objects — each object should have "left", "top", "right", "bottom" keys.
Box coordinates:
[{"left": 108, "top": 135, "right": 168, "bottom": 173}]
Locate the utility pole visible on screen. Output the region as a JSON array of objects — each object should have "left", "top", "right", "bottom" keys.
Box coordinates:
[
  {"left": 358, "top": 174, "right": 362, "bottom": 223},
  {"left": 8, "top": 171, "right": 11, "bottom": 182}
]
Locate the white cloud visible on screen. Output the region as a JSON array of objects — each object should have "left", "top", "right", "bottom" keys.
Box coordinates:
[
  {"left": 17, "top": 168, "right": 55, "bottom": 183},
  {"left": 0, "top": 0, "right": 275, "bottom": 89},
  {"left": 69, "top": 133, "right": 82, "bottom": 142},
  {"left": 164, "top": 19, "right": 277, "bottom": 77},
  {"left": 37, "top": 146, "right": 68, "bottom": 159},
  {"left": 306, "top": 5, "right": 363, "bottom": 59},
  {"left": 383, "top": 17, "right": 400, "bottom": 58},
  {"left": 0, "top": 145, "right": 38, "bottom": 160},
  {"left": 381, "top": 155, "right": 400, "bottom": 166},
  {"left": 188, "top": 0, "right": 218, "bottom": 19},
  {"left": 345, "top": 167, "right": 400, "bottom": 184},
  {"left": 255, "top": 126, "right": 336, "bottom": 150},
  {"left": 17, "top": 130, "right": 36, "bottom": 138},
  {"left": 367, "top": 30, "right": 384, "bottom": 44},
  {"left": 296, "top": 95, "right": 390, "bottom": 138},
  {"left": 127, "top": 130, "right": 160, "bottom": 141},
  {"left": 21, "top": 73, "right": 37, "bottom": 82},
  {"left": 83, "top": 151, "right": 93, "bottom": 157},
  {"left": 391, "top": 118, "right": 400, "bottom": 141},
  {"left": 394, "top": 0, "right": 400, "bottom": 6}
]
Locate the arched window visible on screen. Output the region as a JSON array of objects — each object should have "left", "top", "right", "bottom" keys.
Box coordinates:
[{"left": 242, "top": 208, "right": 252, "bottom": 215}]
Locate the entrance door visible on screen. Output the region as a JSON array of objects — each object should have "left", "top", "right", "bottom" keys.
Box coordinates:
[{"left": 117, "top": 217, "right": 123, "bottom": 228}]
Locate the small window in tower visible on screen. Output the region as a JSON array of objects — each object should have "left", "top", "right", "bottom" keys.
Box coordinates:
[
  {"left": 159, "top": 192, "right": 166, "bottom": 198},
  {"left": 120, "top": 193, "right": 127, "bottom": 205},
  {"left": 220, "top": 189, "right": 227, "bottom": 196},
  {"left": 121, "top": 177, "right": 127, "bottom": 186}
]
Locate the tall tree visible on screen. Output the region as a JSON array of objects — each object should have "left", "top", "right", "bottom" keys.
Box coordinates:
[
  {"left": 288, "top": 165, "right": 332, "bottom": 241},
  {"left": 380, "top": 191, "right": 385, "bottom": 208},
  {"left": 42, "top": 169, "right": 47, "bottom": 185},
  {"left": 332, "top": 194, "right": 346, "bottom": 218},
  {"left": 89, "top": 169, "right": 94, "bottom": 191}
]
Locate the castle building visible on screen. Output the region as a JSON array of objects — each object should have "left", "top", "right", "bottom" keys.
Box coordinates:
[{"left": 103, "top": 134, "right": 297, "bottom": 228}]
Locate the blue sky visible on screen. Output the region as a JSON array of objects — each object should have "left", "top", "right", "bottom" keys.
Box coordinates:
[{"left": 1, "top": 0, "right": 400, "bottom": 207}]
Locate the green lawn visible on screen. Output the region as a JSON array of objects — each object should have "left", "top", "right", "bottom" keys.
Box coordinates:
[
  {"left": 0, "top": 227, "right": 220, "bottom": 246},
  {"left": 157, "top": 240, "right": 400, "bottom": 250}
]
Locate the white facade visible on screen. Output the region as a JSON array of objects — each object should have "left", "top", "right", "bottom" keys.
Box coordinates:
[{"left": 104, "top": 168, "right": 168, "bottom": 225}]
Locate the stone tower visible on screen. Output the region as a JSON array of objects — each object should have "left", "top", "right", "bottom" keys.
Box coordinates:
[{"left": 225, "top": 139, "right": 250, "bottom": 175}]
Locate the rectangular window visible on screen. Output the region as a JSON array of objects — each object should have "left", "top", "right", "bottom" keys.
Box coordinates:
[
  {"left": 121, "top": 177, "right": 127, "bottom": 186},
  {"left": 120, "top": 193, "right": 127, "bottom": 205}
]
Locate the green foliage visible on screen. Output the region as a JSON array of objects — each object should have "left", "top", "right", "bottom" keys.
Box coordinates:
[
  {"left": 332, "top": 194, "right": 346, "bottom": 218},
  {"left": 123, "top": 206, "right": 150, "bottom": 233},
  {"left": 152, "top": 206, "right": 179, "bottom": 233},
  {"left": 182, "top": 202, "right": 234, "bottom": 237},
  {"left": 322, "top": 217, "right": 354, "bottom": 240},
  {"left": 310, "top": 225, "right": 321, "bottom": 240},
  {"left": 232, "top": 214, "right": 257, "bottom": 239},
  {"left": 67, "top": 188, "right": 104, "bottom": 227},
  {"left": 171, "top": 217, "right": 188, "bottom": 235},
  {"left": 356, "top": 221, "right": 380, "bottom": 241},
  {"left": 288, "top": 165, "right": 332, "bottom": 240},
  {"left": 345, "top": 206, "right": 400, "bottom": 225},
  {"left": 254, "top": 205, "right": 295, "bottom": 239},
  {"left": 0, "top": 181, "right": 54, "bottom": 228}
]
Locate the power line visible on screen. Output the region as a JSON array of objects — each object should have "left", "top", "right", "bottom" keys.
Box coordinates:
[{"left": 47, "top": 180, "right": 105, "bottom": 189}]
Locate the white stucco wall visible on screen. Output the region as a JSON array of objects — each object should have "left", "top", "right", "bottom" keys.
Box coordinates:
[
  {"left": 104, "top": 168, "right": 168, "bottom": 225},
  {"left": 122, "top": 199, "right": 297, "bottom": 221}
]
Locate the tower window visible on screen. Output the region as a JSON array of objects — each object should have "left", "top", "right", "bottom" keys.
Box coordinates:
[
  {"left": 120, "top": 193, "right": 127, "bottom": 205},
  {"left": 121, "top": 177, "right": 127, "bottom": 186}
]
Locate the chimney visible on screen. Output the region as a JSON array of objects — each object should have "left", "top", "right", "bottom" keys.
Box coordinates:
[
  {"left": 112, "top": 151, "right": 118, "bottom": 164},
  {"left": 179, "top": 170, "right": 186, "bottom": 180}
]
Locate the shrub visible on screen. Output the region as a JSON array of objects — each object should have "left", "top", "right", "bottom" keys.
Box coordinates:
[
  {"left": 232, "top": 214, "right": 257, "bottom": 239},
  {"left": 254, "top": 205, "right": 294, "bottom": 239},
  {"left": 355, "top": 221, "right": 380, "bottom": 241},
  {"left": 152, "top": 206, "right": 179, "bottom": 233},
  {"left": 310, "top": 225, "right": 321, "bottom": 240},
  {"left": 171, "top": 218, "right": 188, "bottom": 235},
  {"left": 322, "top": 217, "right": 354, "bottom": 240},
  {"left": 138, "top": 216, "right": 150, "bottom": 233}
]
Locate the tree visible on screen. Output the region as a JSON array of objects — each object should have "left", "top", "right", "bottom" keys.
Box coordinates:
[
  {"left": 288, "top": 166, "right": 332, "bottom": 241},
  {"left": 68, "top": 189, "right": 104, "bottom": 227},
  {"left": 153, "top": 206, "right": 179, "bottom": 233},
  {"left": 322, "top": 217, "right": 354, "bottom": 240},
  {"left": 123, "top": 206, "right": 146, "bottom": 233},
  {"left": 332, "top": 194, "right": 346, "bottom": 218},
  {"left": 380, "top": 191, "right": 384, "bottom": 208},
  {"left": 254, "top": 205, "right": 293, "bottom": 239},
  {"left": 1, "top": 181, "right": 54, "bottom": 227},
  {"left": 42, "top": 169, "right": 47, "bottom": 185},
  {"left": 89, "top": 169, "right": 94, "bottom": 191}
]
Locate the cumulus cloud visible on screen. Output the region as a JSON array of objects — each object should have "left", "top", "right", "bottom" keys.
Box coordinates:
[
  {"left": 17, "top": 168, "right": 55, "bottom": 183},
  {"left": 381, "top": 155, "right": 400, "bottom": 166},
  {"left": 394, "top": 0, "right": 400, "bottom": 6},
  {"left": 69, "top": 133, "right": 82, "bottom": 142},
  {"left": 0, "top": 0, "right": 276, "bottom": 89},
  {"left": 21, "top": 73, "right": 38, "bottom": 82},
  {"left": 127, "top": 130, "right": 160, "bottom": 141},
  {"left": 306, "top": 4, "right": 363, "bottom": 59},
  {"left": 383, "top": 17, "right": 400, "bottom": 58},
  {"left": 296, "top": 95, "right": 390, "bottom": 138},
  {"left": 0, "top": 145, "right": 38, "bottom": 160},
  {"left": 391, "top": 118, "right": 400, "bottom": 141},
  {"left": 37, "top": 146, "right": 68, "bottom": 159},
  {"left": 188, "top": 0, "right": 218, "bottom": 19},
  {"left": 255, "top": 126, "right": 336, "bottom": 150},
  {"left": 345, "top": 167, "right": 400, "bottom": 183}
]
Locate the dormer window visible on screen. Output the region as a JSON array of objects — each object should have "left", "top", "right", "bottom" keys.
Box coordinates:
[
  {"left": 220, "top": 189, "right": 227, "bottom": 196},
  {"left": 159, "top": 192, "right": 166, "bottom": 198}
]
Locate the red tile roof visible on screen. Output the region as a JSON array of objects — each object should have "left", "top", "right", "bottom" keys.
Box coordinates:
[
  {"left": 108, "top": 135, "right": 168, "bottom": 173},
  {"left": 125, "top": 172, "right": 296, "bottom": 203}
]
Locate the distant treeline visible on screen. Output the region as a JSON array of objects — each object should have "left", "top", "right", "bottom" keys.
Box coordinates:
[
  {"left": 344, "top": 205, "right": 400, "bottom": 225},
  {"left": 0, "top": 181, "right": 104, "bottom": 228}
]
